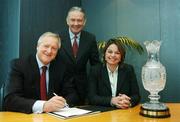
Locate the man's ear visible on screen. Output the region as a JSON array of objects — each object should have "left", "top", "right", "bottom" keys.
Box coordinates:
[
  {"left": 66, "top": 18, "right": 69, "bottom": 25},
  {"left": 83, "top": 19, "right": 86, "bottom": 26}
]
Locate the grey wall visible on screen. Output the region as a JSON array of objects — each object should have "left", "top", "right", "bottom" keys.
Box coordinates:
[
  {"left": 0, "top": 0, "right": 20, "bottom": 86},
  {"left": 82, "top": 0, "right": 180, "bottom": 102}
]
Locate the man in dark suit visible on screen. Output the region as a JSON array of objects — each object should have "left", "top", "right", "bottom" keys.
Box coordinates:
[
  {"left": 58, "top": 6, "right": 100, "bottom": 105},
  {"left": 4, "top": 32, "right": 78, "bottom": 113}
]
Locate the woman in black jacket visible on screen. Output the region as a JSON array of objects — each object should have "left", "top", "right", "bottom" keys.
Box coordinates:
[{"left": 88, "top": 39, "right": 140, "bottom": 109}]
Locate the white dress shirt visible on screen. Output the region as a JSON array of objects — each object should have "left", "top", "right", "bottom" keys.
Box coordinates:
[
  {"left": 107, "top": 65, "right": 119, "bottom": 97},
  {"left": 32, "top": 55, "right": 50, "bottom": 113}
]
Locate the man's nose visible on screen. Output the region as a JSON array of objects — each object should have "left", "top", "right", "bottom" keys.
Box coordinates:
[
  {"left": 74, "top": 20, "right": 78, "bottom": 25},
  {"left": 47, "top": 47, "right": 52, "bottom": 53}
]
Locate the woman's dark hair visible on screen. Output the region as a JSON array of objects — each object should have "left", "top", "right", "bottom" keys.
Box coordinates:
[{"left": 103, "top": 39, "right": 126, "bottom": 64}]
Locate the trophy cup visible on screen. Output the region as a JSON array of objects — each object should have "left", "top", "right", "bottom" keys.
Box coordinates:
[{"left": 140, "top": 40, "right": 170, "bottom": 118}]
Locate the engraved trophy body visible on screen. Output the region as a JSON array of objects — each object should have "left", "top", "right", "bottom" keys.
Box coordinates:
[{"left": 140, "top": 40, "right": 170, "bottom": 118}]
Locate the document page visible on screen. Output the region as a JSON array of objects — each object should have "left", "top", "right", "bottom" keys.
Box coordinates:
[{"left": 48, "top": 107, "right": 95, "bottom": 119}]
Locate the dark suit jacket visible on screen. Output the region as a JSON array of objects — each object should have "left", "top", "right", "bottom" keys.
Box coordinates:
[
  {"left": 58, "top": 29, "right": 100, "bottom": 104},
  {"left": 3, "top": 54, "right": 78, "bottom": 113},
  {"left": 88, "top": 63, "right": 140, "bottom": 107}
]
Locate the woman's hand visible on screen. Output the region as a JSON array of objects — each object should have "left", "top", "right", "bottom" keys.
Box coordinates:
[{"left": 111, "top": 94, "right": 131, "bottom": 109}]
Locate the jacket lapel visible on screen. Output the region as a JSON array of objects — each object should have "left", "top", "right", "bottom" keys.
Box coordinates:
[
  {"left": 102, "top": 65, "right": 112, "bottom": 94},
  {"left": 29, "top": 55, "right": 41, "bottom": 98},
  {"left": 76, "top": 31, "right": 85, "bottom": 60},
  {"left": 62, "top": 32, "right": 76, "bottom": 62},
  {"left": 47, "top": 62, "right": 55, "bottom": 99},
  {"left": 116, "top": 64, "right": 125, "bottom": 95}
]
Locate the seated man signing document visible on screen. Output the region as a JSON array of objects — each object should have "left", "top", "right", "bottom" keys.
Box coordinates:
[{"left": 3, "top": 32, "right": 78, "bottom": 113}]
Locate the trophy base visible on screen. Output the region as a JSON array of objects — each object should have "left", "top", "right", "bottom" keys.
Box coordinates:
[{"left": 140, "top": 104, "right": 170, "bottom": 118}]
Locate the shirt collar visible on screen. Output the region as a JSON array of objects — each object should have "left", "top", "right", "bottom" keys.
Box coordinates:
[
  {"left": 106, "top": 65, "right": 119, "bottom": 74},
  {"left": 69, "top": 28, "right": 81, "bottom": 40},
  {"left": 36, "top": 54, "right": 50, "bottom": 69}
]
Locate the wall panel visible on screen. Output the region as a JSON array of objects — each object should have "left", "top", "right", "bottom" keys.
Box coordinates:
[{"left": 82, "top": 0, "right": 180, "bottom": 102}]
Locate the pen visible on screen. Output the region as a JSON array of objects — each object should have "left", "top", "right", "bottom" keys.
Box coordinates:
[
  {"left": 53, "top": 92, "right": 58, "bottom": 96},
  {"left": 53, "top": 93, "right": 69, "bottom": 108}
]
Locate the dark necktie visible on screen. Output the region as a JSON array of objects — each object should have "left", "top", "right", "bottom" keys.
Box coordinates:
[
  {"left": 72, "top": 35, "right": 78, "bottom": 57},
  {"left": 40, "top": 66, "right": 47, "bottom": 100}
]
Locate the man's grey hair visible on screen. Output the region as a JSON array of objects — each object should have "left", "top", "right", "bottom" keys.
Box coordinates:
[
  {"left": 66, "top": 6, "right": 86, "bottom": 22},
  {"left": 37, "top": 32, "right": 61, "bottom": 48}
]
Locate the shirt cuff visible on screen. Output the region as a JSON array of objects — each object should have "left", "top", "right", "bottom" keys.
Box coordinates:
[{"left": 32, "top": 100, "right": 46, "bottom": 114}]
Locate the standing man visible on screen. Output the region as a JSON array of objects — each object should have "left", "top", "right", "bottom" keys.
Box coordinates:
[
  {"left": 59, "top": 6, "right": 100, "bottom": 105},
  {"left": 4, "top": 32, "right": 78, "bottom": 113}
]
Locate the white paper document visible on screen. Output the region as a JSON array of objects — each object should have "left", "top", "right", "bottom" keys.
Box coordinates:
[{"left": 48, "top": 107, "right": 99, "bottom": 119}]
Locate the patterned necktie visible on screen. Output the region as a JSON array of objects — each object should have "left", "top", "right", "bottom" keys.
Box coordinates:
[
  {"left": 40, "top": 66, "right": 47, "bottom": 100},
  {"left": 72, "top": 35, "right": 78, "bottom": 57}
]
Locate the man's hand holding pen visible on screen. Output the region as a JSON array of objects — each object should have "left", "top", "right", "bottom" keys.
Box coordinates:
[
  {"left": 43, "top": 93, "right": 69, "bottom": 113},
  {"left": 53, "top": 93, "right": 69, "bottom": 108}
]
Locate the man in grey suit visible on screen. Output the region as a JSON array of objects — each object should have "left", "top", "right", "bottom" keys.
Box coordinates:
[
  {"left": 58, "top": 6, "right": 100, "bottom": 105},
  {"left": 4, "top": 32, "right": 78, "bottom": 113}
]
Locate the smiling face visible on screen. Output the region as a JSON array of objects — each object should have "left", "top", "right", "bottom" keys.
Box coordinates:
[
  {"left": 105, "top": 44, "right": 122, "bottom": 67},
  {"left": 66, "top": 10, "right": 86, "bottom": 35},
  {"left": 36, "top": 36, "right": 60, "bottom": 65}
]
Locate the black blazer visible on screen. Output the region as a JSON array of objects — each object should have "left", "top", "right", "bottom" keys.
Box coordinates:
[
  {"left": 88, "top": 63, "right": 140, "bottom": 107},
  {"left": 3, "top": 54, "right": 78, "bottom": 113},
  {"left": 58, "top": 29, "right": 100, "bottom": 104}
]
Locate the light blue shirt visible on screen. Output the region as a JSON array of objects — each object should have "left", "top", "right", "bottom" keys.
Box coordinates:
[
  {"left": 32, "top": 55, "right": 50, "bottom": 113},
  {"left": 69, "top": 28, "right": 81, "bottom": 46}
]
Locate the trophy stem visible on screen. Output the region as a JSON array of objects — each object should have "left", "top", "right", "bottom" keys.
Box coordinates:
[{"left": 148, "top": 93, "right": 160, "bottom": 103}]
